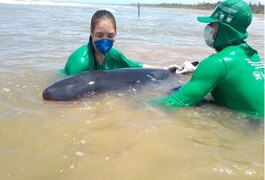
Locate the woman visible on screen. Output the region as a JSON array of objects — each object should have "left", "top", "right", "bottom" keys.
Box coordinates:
[{"left": 64, "top": 9, "right": 158, "bottom": 76}]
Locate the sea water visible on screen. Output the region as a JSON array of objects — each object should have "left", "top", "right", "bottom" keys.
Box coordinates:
[{"left": 0, "top": 1, "right": 264, "bottom": 179}]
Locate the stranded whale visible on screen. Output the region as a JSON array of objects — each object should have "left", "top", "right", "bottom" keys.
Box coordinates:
[{"left": 42, "top": 68, "right": 178, "bottom": 101}]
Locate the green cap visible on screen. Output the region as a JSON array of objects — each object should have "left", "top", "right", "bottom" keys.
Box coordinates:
[{"left": 197, "top": 0, "right": 252, "bottom": 34}]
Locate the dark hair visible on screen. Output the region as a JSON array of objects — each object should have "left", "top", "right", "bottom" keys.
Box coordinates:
[
  {"left": 90, "top": 10, "right": 117, "bottom": 34},
  {"left": 89, "top": 10, "right": 116, "bottom": 69}
]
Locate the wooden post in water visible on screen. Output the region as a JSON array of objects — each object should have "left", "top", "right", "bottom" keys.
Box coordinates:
[{"left": 137, "top": 2, "right": 140, "bottom": 17}]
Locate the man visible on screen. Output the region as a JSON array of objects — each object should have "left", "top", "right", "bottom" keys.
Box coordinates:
[{"left": 151, "top": 0, "right": 264, "bottom": 119}]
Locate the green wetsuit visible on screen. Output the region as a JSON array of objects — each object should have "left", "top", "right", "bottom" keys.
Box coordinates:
[
  {"left": 152, "top": 43, "right": 264, "bottom": 118},
  {"left": 64, "top": 44, "right": 143, "bottom": 75}
]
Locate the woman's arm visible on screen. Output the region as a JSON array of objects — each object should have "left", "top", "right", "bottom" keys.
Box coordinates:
[{"left": 64, "top": 45, "right": 89, "bottom": 75}]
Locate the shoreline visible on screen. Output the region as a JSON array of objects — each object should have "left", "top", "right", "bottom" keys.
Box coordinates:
[
  {"left": 132, "top": 6, "right": 265, "bottom": 18},
  {"left": 137, "top": 5, "right": 264, "bottom": 17},
  {"left": 131, "top": 3, "right": 264, "bottom": 15},
  {"left": 132, "top": 4, "right": 265, "bottom": 16},
  {"left": 0, "top": 1, "right": 264, "bottom": 16}
]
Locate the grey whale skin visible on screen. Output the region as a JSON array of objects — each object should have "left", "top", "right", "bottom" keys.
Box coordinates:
[{"left": 42, "top": 68, "right": 177, "bottom": 101}]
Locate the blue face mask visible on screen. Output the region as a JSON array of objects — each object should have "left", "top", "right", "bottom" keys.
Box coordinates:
[{"left": 94, "top": 39, "right": 113, "bottom": 55}]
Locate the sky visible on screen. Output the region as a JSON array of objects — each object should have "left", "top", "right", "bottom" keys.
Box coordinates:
[{"left": 62, "top": 0, "right": 264, "bottom": 5}]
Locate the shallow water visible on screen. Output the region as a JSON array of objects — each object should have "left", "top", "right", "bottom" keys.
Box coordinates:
[{"left": 0, "top": 1, "right": 264, "bottom": 180}]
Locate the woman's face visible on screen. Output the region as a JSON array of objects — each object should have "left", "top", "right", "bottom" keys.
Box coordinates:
[{"left": 91, "top": 19, "right": 116, "bottom": 42}]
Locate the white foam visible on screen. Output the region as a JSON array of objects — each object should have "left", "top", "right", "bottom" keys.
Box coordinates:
[
  {"left": 75, "top": 151, "right": 85, "bottom": 157},
  {"left": 0, "top": 0, "right": 96, "bottom": 8}
]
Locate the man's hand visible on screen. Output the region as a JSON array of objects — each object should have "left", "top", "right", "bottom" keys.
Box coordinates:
[{"left": 167, "top": 61, "right": 199, "bottom": 74}]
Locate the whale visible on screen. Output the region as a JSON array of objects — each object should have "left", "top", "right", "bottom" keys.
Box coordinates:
[{"left": 42, "top": 68, "right": 178, "bottom": 101}]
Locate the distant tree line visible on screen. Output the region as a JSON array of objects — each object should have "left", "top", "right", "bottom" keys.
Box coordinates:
[
  {"left": 249, "top": 2, "right": 264, "bottom": 14},
  {"left": 136, "top": 2, "right": 264, "bottom": 14}
]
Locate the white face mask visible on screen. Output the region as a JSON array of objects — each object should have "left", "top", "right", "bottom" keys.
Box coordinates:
[{"left": 204, "top": 24, "right": 215, "bottom": 48}]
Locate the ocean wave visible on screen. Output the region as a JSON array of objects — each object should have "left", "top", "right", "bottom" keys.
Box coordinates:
[{"left": 0, "top": 0, "right": 97, "bottom": 7}]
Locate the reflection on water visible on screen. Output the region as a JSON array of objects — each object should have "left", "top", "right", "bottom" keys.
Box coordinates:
[{"left": 0, "top": 2, "right": 264, "bottom": 180}]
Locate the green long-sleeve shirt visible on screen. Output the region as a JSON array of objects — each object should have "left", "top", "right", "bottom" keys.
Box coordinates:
[
  {"left": 64, "top": 44, "right": 143, "bottom": 75},
  {"left": 151, "top": 43, "right": 264, "bottom": 118}
]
